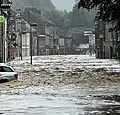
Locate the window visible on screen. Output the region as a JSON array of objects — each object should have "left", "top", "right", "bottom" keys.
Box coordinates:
[{"left": 0, "top": 66, "right": 14, "bottom": 72}]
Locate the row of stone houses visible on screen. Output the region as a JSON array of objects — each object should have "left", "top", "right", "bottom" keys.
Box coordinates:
[
  {"left": 0, "top": 7, "right": 78, "bottom": 62},
  {"left": 95, "top": 18, "right": 119, "bottom": 59},
  {"left": 0, "top": 6, "right": 96, "bottom": 62}
]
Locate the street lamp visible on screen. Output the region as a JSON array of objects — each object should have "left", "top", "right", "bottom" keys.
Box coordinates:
[
  {"left": 99, "top": 34, "right": 103, "bottom": 59},
  {"left": 94, "top": 16, "right": 99, "bottom": 58},
  {"left": 30, "top": 23, "right": 37, "bottom": 65}
]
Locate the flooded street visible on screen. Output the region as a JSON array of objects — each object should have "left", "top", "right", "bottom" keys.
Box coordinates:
[
  {"left": 0, "top": 55, "right": 120, "bottom": 115},
  {"left": 1, "top": 85, "right": 120, "bottom": 115}
]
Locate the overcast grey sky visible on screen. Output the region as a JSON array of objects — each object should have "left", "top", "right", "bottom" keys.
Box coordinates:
[{"left": 51, "top": 0, "right": 75, "bottom": 11}]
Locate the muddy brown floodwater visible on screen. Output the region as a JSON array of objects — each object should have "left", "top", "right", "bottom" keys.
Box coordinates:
[{"left": 0, "top": 55, "right": 120, "bottom": 115}]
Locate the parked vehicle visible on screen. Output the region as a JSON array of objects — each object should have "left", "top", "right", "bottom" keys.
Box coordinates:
[{"left": 0, "top": 63, "right": 18, "bottom": 83}]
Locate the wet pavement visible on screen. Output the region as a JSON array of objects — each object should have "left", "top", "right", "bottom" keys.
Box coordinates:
[{"left": 0, "top": 55, "right": 120, "bottom": 115}]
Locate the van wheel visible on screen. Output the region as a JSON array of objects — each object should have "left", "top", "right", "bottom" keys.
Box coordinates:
[{"left": 0, "top": 79, "right": 9, "bottom": 83}]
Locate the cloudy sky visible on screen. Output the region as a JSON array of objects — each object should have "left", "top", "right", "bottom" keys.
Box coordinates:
[{"left": 51, "top": 0, "right": 75, "bottom": 11}]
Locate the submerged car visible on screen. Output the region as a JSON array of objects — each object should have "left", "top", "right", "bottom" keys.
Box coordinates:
[{"left": 0, "top": 63, "right": 18, "bottom": 83}]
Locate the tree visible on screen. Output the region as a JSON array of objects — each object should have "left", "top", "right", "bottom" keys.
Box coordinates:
[
  {"left": 69, "top": 4, "right": 88, "bottom": 27},
  {"left": 44, "top": 9, "right": 70, "bottom": 31},
  {"left": 77, "top": 0, "right": 120, "bottom": 31},
  {"left": 69, "top": 4, "right": 96, "bottom": 28}
]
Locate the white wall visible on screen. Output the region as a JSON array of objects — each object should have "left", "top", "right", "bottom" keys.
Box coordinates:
[
  {"left": 22, "top": 33, "right": 30, "bottom": 57},
  {"left": 59, "top": 38, "right": 65, "bottom": 46}
]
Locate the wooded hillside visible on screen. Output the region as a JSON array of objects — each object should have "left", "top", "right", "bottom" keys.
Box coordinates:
[{"left": 11, "top": 0, "right": 55, "bottom": 11}]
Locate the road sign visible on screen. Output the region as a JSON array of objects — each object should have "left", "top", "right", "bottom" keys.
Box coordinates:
[
  {"left": 84, "top": 31, "right": 93, "bottom": 36},
  {"left": 0, "top": 16, "right": 5, "bottom": 22}
]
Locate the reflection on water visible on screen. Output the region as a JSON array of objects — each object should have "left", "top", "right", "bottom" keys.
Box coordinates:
[{"left": 0, "top": 86, "right": 120, "bottom": 115}]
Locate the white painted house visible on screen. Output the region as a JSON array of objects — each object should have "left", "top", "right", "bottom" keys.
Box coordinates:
[{"left": 22, "top": 33, "right": 30, "bottom": 57}]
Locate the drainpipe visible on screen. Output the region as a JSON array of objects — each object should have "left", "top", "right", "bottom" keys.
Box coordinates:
[
  {"left": 1, "top": 17, "right": 4, "bottom": 62},
  {"left": 4, "top": 17, "right": 7, "bottom": 63}
]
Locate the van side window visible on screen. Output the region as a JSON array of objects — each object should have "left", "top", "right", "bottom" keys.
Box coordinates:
[{"left": 2, "top": 66, "right": 14, "bottom": 72}]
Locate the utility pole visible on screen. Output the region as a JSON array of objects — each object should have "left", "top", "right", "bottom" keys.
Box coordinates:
[
  {"left": 29, "top": 10, "right": 31, "bottom": 64},
  {"left": 30, "top": 23, "right": 37, "bottom": 65},
  {"left": 16, "top": 9, "right": 23, "bottom": 60},
  {"left": 20, "top": 21, "right": 22, "bottom": 60}
]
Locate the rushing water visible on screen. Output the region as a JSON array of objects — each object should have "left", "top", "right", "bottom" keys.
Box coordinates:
[
  {"left": 0, "top": 85, "right": 120, "bottom": 115},
  {"left": 0, "top": 55, "right": 120, "bottom": 115}
]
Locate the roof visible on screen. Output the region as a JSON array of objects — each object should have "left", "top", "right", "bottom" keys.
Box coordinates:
[{"left": 31, "top": 11, "right": 54, "bottom": 25}]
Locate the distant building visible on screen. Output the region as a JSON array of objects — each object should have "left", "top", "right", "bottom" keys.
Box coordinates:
[
  {"left": 23, "top": 7, "right": 54, "bottom": 55},
  {"left": 95, "top": 18, "right": 118, "bottom": 59},
  {"left": 67, "top": 27, "right": 95, "bottom": 54}
]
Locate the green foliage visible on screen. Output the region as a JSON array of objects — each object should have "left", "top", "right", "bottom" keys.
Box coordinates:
[
  {"left": 69, "top": 4, "right": 94, "bottom": 27},
  {"left": 44, "top": 4, "right": 95, "bottom": 31},
  {"left": 77, "top": 0, "right": 120, "bottom": 31},
  {"left": 44, "top": 9, "right": 70, "bottom": 31},
  {"left": 12, "top": 0, "right": 95, "bottom": 32},
  {"left": 68, "top": 3, "right": 96, "bottom": 28}
]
